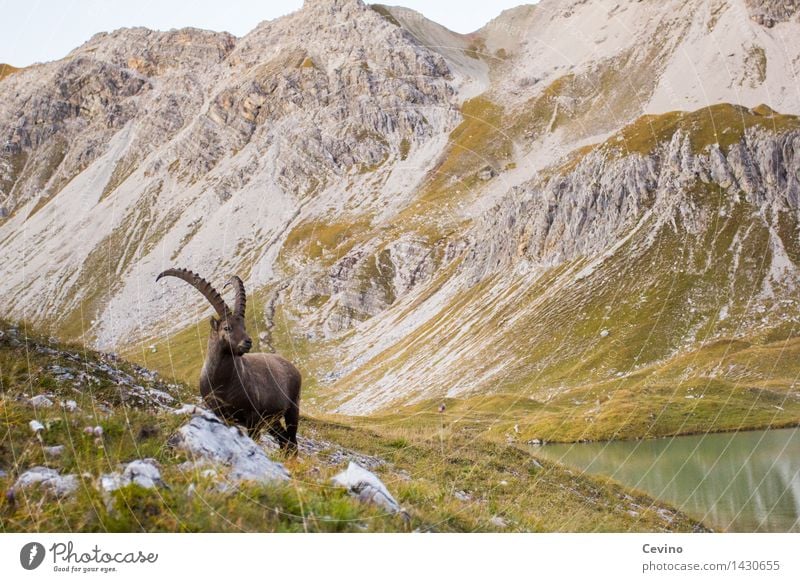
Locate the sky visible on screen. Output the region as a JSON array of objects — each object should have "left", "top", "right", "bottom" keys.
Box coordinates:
[{"left": 0, "top": 0, "right": 532, "bottom": 67}]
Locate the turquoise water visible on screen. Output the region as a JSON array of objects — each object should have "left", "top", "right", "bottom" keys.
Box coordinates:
[{"left": 534, "top": 427, "right": 800, "bottom": 532}]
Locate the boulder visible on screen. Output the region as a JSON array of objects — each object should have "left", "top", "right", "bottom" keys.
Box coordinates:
[
  {"left": 13, "top": 467, "right": 78, "bottom": 497},
  {"left": 30, "top": 395, "right": 55, "bottom": 408},
  {"left": 169, "top": 412, "right": 289, "bottom": 484},
  {"left": 331, "top": 461, "right": 404, "bottom": 516},
  {"left": 61, "top": 399, "right": 79, "bottom": 412},
  {"left": 100, "top": 459, "right": 165, "bottom": 492}
]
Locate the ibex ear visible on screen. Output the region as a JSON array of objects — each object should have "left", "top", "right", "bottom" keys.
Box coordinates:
[{"left": 209, "top": 316, "right": 220, "bottom": 331}]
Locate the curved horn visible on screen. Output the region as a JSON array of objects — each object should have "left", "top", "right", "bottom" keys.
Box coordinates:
[
  {"left": 223, "top": 275, "right": 246, "bottom": 318},
  {"left": 156, "top": 268, "right": 230, "bottom": 319}
]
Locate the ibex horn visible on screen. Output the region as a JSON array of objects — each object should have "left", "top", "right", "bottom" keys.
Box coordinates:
[
  {"left": 156, "top": 268, "right": 231, "bottom": 319},
  {"left": 223, "top": 276, "right": 246, "bottom": 319}
]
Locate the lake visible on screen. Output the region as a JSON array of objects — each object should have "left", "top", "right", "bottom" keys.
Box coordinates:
[{"left": 533, "top": 427, "right": 800, "bottom": 532}]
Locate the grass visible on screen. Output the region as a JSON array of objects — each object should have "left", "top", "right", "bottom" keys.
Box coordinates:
[
  {"left": 0, "top": 63, "right": 20, "bottom": 82},
  {"left": 419, "top": 96, "right": 512, "bottom": 207},
  {"left": 279, "top": 217, "right": 371, "bottom": 267},
  {"left": 99, "top": 156, "right": 138, "bottom": 201},
  {"left": 399, "top": 137, "right": 410, "bottom": 160},
  {"left": 369, "top": 5, "right": 401, "bottom": 28},
  {"left": 464, "top": 39, "right": 488, "bottom": 60},
  {"left": 602, "top": 104, "right": 800, "bottom": 157},
  {"left": 125, "top": 319, "right": 208, "bottom": 387},
  {"left": 0, "top": 319, "right": 706, "bottom": 532}
]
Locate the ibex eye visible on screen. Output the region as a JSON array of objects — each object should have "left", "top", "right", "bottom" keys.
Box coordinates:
[{"left": 223, "top": 326, "right": 230, "bottom": 332}]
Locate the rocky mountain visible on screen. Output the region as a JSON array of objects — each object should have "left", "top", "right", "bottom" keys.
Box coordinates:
[{"left": 1, "top": 0, "right": 800, "bottom": 439}]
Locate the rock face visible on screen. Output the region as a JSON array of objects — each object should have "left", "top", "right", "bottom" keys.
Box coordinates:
[
  {"left": 169, "top": 411, "right": 290, "bottom": 484},
  {"left": 746, "top": 0, "right": 800, "bottom": 26},
  {"left": 471, "top": 125, "right": 800, "bottom": 280},
  {"left": 1, "top": 0, "right": 800, "bottom": 417}
]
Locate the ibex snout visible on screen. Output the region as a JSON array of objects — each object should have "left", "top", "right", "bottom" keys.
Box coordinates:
[{"left": 239, "top": 338, "right": 253, "bottom": 354}]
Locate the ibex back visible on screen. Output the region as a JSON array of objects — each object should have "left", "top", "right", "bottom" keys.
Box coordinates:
[{"left": 157, "top": 268, "right": 301, "bottom": 453}]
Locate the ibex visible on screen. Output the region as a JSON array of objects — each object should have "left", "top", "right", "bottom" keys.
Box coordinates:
[{"left": 156, "top": 268, "right": 301, "bottom": 453}]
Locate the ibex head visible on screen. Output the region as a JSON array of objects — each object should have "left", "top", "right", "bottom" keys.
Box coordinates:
[{"left": 156, "top": 268, "right": 252, "bottom": 356}]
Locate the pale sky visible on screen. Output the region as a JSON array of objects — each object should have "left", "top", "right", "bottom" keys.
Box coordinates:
[{"left": 0, "top": 0, "right": 533, "bottom": 67}]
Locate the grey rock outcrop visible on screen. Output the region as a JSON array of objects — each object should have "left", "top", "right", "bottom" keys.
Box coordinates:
[
  {"left": 100, "top": 458, "right": 165, "bottom": 492},
  {"left": 746, "top": 0, "right": 800, "bottom": 26},
  {"left": 469, "top": 127, "right": 800, "bottom": 280},
  {"left": 13, "top": 466, "right": 78, "bottom": 497},
  {"left": 29, "top": 395, "right": 55, "bottom": 408},
  {"left": 169, "top": 412, "right": 290, "bottom": 484}
]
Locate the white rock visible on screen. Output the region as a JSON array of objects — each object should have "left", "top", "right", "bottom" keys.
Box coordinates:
[
  {"left": 489, "top": 515, "right": 508, "bottom": 528},
  {"left": 169, "top": 414, "right": 289, "bottom": 484},
  {"left": 14, "top": 466, "right": 78, "bottom": 497},
  {"left": 61, "top": 399, "right": 79, "bottom": 412},
  {"left": 124, "top": 459, "right": 163, "bottom": 488},
  {"left": 101, "top": 459, "right": 165, "bottom": 492},
  {"left": 600, "top": 329, "right": 610, "bottom": 338},
  {"left": 30, "top": 395, "right": 54, "bottom": 408},
  {"left": 99, "top": 474, "right": 123, "bottom": 493},
  {"left": 454, "top": 490, "right": 471, "bottom": 502},
  {"left": 331, "top": 461, "right": 403, "bottom": 515},
  {"left": 29, "top": 420, "right": 45, "bottom": 433}
]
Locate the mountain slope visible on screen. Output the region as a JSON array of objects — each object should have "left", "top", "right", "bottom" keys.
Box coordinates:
[
  {"left": 321, "top": 106, "right": 800, "bottom": 441},
  {"left": 1, "top": 0, "right": 799, "bottom": 441}
]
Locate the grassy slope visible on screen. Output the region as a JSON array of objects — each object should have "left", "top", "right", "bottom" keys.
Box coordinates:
[
  {"left": 0, "top": 63, "right": 20, "bottom": 82},
  {"left": 0, "top": 320, "right": 704, "bottom": 532}
]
